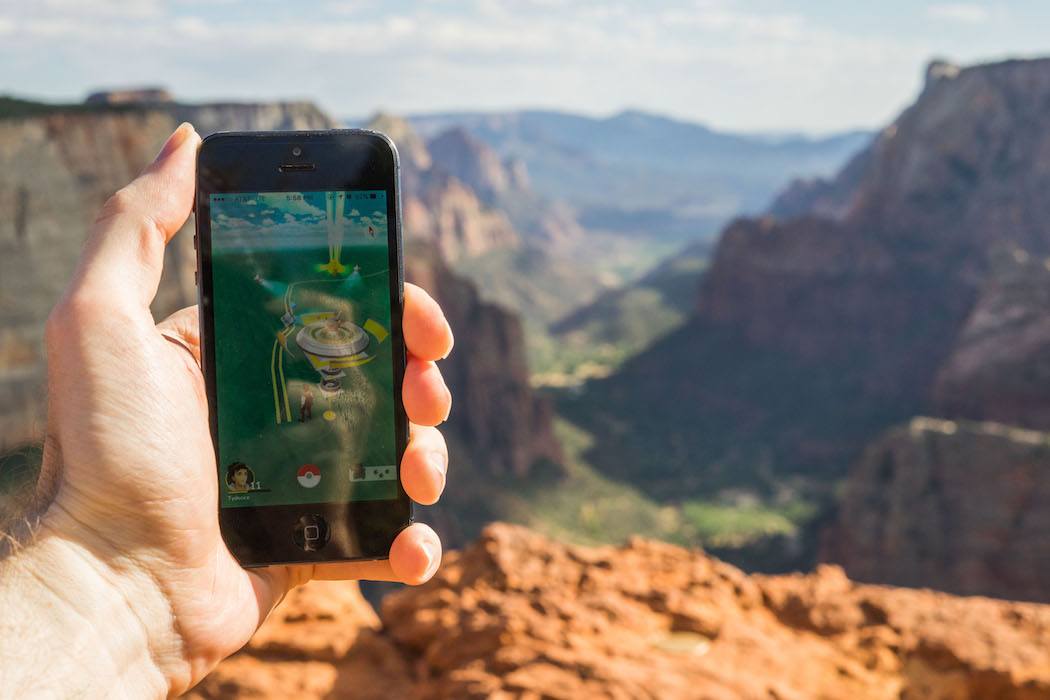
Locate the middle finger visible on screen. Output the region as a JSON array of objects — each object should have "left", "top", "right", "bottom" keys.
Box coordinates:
[{"left": 403, "top": 356, "right": 451, "bottom": 426}]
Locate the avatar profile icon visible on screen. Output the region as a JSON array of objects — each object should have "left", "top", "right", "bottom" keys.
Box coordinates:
[{"left": 226, "top": 462, "right": 255, "bottom": 494}]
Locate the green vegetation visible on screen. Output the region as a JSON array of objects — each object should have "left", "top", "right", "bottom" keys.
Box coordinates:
[
  {"left": 680, "top": 498, "right": 817, "bottom": 548},
  {"left": 0, "top": 95, "right": 148, "bottom": 121},
  {"left": 557, "top": 310, "right": 911, "bottom": 505},
  {"left": 0, "top": 442, "right": 42, "bottom": 532},
  {"left": 509, "top": 420, "right": 687, "bottom": 546},
  {"left": 506, "top": 419, "right": 820, "bottom": 557},
  {"left": 532, "top": 242, "right": 709, "bottom": 386}
]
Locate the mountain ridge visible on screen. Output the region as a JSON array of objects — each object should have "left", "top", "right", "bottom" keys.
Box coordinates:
[
  {"left": 398, "top": 107, "right": 869, "bottom": 379},
  {"left": 563, "top": 56, "right": 1050, "bottom": 592},
  {"left": 405, "top": 108, "right": 870, "bottom": 227}
]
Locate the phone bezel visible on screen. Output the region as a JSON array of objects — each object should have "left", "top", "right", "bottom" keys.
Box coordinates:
[{"left": 195, "top": 130, "right": 411, "bottom": 568}]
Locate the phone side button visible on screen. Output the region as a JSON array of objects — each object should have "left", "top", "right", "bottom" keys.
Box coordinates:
[{"left": 194, "top": 270, "right": 198, "bottom": 286}]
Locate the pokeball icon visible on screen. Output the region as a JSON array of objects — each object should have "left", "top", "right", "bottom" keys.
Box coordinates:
[{"left": 297, "top": 464, "right": 321, "bottom": 488}]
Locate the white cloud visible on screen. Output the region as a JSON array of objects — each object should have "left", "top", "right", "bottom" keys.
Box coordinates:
[
  {"left": 927, "top": 3, "right": 990, "bottom": 24},
  {"left": 38, "top": 0, "right": 163, "bottom": 18},
  {"left": 257, "top": 193, "right": 324, "bottom": 220},
  {"left": 0, "top": 0, "right": 1045, "bottom": 132}
]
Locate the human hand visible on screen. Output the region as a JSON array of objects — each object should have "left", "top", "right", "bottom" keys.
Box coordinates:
[{"left": 1, "top": 123, "right": 453, "bottom": 697}]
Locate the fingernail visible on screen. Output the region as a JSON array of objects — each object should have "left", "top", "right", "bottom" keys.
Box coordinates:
[
  {"left": 428, "top": 451, "right": 447, "bottom": 478},
  {"left": 421, "top": 540, "right": 441, "bottom": 580},
  {"left": 156, "top": 122, "right": 195, "bottom": 162},
  {"left": 441, "top": 324, "right": 455, "bottom": 360},
  {"left": 441, "top": 386, "right": 452, "bottom": 422}
]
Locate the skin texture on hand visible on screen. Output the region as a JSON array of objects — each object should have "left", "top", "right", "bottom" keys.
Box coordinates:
[{"left": 0, "top": 124, "right": 454, "bottom": 697}]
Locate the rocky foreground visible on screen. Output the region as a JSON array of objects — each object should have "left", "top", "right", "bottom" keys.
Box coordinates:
[{"left": 188, "top": 524, "right": 1050, "bottom": 699}]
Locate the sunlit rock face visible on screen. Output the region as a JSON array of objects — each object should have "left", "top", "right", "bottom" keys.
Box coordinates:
[
  {"left": 572, "top": 57, "right": 1050, "bottom": 495},
  {"left": 823, "top": 417, "right": 1050, "bottom": 603},
  {"left": 190, "top": 523, "right": 1050, "bottom": 700}
]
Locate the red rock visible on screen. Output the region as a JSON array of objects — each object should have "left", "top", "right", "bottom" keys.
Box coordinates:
[{"left": 191, "top": 524, "right": 1050, "bottom": 699}]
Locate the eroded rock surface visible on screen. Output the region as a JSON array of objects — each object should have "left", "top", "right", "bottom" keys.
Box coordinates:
[
  {"left": 191, "top": 524, "right": 1050, "bottom": 700},
  {"left": 823, "top": 417, "right": 1050, "bottom": 603}
]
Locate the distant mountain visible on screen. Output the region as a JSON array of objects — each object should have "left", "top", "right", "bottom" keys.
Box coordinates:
[
  {"left": 399, "top": 109, "right": 869, "bottom": 380},
  {"left": 425, "top": 126, "right": 527, "bottom": 204},
  {"left": 408, "top": 109, "right": 870, "bottom": 244},
  {"left": 347, "top": 110, "right": 868, "bottom": 355},
  {"left": 561, "top": 57, "right": 1050, "bottom": 592},
  {"left": 361, "top": 115, "right": 603, "bottom": 342}
]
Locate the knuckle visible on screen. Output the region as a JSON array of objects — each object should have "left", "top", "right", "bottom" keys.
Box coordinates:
[
  {"left": 97, "top": 187, "right": 165, "bottom": 262},
  {"left": 45, "top": 297, "right": 88, "bottom": 348},
  {"left": 96, "top": 186, "right": 139, "bottom": 224},
  {"left": 44, "top": 305, "right": 67, "bottom": 347},
  {"left": 47, "top": 288, "right": 121, "bottom": 342}
]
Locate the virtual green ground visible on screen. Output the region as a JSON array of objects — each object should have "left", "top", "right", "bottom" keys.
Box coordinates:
[{"left": 212, "top": 244, "right": 398, "bottom": 508}]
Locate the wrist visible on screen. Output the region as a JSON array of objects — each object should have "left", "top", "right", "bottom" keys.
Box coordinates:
[{"left": 0, "top": 514, "right": 178, "bottom": 698}]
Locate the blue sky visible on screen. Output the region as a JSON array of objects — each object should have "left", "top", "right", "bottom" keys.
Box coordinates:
[{"left": 1, "top": 0, "right": 1049, "bottom": 132}]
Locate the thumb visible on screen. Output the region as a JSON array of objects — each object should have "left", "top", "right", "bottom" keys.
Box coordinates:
[
  {"left": 69, "top": 123, "right": 200, "bottom": 318},
  {"left": 245, "top": 565, "right": 313, "bottom": 631}
]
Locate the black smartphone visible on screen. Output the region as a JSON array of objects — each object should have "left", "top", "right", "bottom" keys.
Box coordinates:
[{"left": 194, "top": 130, "right": 411, "bottom": 567}]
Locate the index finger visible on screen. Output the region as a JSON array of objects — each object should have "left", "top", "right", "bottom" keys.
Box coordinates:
[{"left": 403, "top": 283, "right": 454, "bottom": 361}]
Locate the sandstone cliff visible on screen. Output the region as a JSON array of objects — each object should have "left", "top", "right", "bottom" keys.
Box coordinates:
[
  {"left": 0, "top": 104, "right": 560, "bottom": 520},
  {"left": 391, "top": 116, "right": 596, "bottom": 332},
  {"left": 172, "top": 101, "right": 336, "bottom": 135},
  {"left": 404, "top": 244, "right": 563, "bottom": 544},
  {"left": 824, "top": 418, "right": 1050, "bottom": 603},
  {"left": 933, "top": 248, "right": 1050, "bottom": 430},
  {"left": 0, "top": 109, "right": 185, "bottom": 448},
  {"left": 425, "top": 127, "right": 518, "bottom": 204},
  {"left": 404, "top": 172, "right": 519, "bottom": 261},
  {"left": 365, "top": 114, "right": 520, "bottom": 262},
  {"left": 561, "top": 57, "right": 1050, "bottom": 596},
  {"left": 190, "top": 523, "right": 1050, "bottom": 700},
  {"left": 406, "top": 248, "right": 561, "bottom": 480},
  {"left": 569, "top": 56, "right": 1050, "bottom": 494}
]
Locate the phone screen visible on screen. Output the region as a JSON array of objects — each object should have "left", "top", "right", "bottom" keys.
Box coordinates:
[{"left": 208, "top": 190, "right": 399, "bottom": 510}]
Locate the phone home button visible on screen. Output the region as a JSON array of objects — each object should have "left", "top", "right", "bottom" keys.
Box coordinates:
[{"left": 293, "top": 514, "right": 330, "bottom": 552}]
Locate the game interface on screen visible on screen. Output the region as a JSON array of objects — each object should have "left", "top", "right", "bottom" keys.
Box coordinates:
[{"left": 209, "top": 190, "right": 398, "bottom": 509}]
